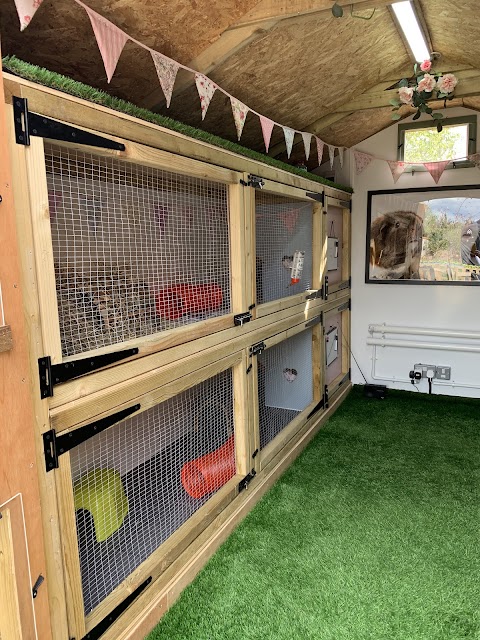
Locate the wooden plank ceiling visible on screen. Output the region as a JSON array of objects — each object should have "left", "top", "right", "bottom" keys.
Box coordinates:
[{"left": 1, "top": 0, "right": 479, "bottom": 168}]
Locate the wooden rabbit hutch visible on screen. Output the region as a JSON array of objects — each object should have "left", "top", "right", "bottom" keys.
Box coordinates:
[{"left": 0, "top": 64, "right": 352, "bottom": 640}]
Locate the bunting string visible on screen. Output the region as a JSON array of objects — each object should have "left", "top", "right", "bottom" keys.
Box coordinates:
[{"left": 12, "top": 0, "right": 346, "bottom": 164}]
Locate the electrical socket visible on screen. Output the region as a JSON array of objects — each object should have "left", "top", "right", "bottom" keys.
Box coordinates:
[
  {"left": 414, "top": 363, "right": 436, "bottom": 379},
  {"left": 436, "top": 366, "right": 451, "bottom": 380}
]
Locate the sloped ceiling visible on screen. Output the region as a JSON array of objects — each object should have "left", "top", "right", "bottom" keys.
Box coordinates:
[{"left": 1, "top": 0, "right": 479, "bottom": 168}]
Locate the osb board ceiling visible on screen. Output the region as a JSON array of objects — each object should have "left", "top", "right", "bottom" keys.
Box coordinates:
[{"left": 420, "top": 0, "right": 480, "bottom": 70}]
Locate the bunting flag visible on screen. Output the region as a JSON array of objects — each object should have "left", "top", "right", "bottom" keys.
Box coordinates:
[
  {"left": 338, "top": 147, "right": 345, "bottom": 168},
  {"left": 424, "top": 160, "right": 450, "bottom": 184},
  {"left": 151, "top": 52, "right": 179, "bottom": 108},
  {"left": 301, "top": 132, "right": 313, "bottom": 161},
  {"left": 283, "top": 127, "right": 295, "bottom": 159},
  {"left": 316, "top": 138, "right": 325, "bottom": 165},
  {"left": 84, "top": 6, "right": 129, "bottom": 83},
  {"left": 353, "top": 150, "right": 374, "bottom": 175},
  {"left": 328, "top": 145, "right": 336, "bottom": 168},
  {"left": 259, "top": 116, "right": 275, "bottom": 153},
  {"left": 194, "top": 74, "right": 217, "bottom": 120},
  {"left": 230, "top": 98, "right": 249, "bottom": 141},
  {"left": 387, "top": 160, "right": 407, "bottom": 183},
  {"left": 13, "top": 0, "right": 44, "bottom": 30}
]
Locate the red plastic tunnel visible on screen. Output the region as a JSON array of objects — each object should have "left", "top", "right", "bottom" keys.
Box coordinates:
[
  {"left": 156, "top": 284, "right": 223, "bottom": 320},
  {"left": 181, "top": 435, "right": 235, "bottom": 499}
]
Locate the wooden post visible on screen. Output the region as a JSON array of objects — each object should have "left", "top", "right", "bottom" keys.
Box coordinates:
[
  {"left": 0, "top": 41, "right": 54, "bottom": 640},
  {"left": 0, "top": 509, "right": 23, "bottom": 639}
]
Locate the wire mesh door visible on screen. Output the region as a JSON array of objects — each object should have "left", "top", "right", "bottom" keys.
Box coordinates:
[
  {"left": 256, "top": 325, "right": 315, "bottom": 467},
  {"left": 255, "top": 189, "right": 315, "bottom": 312},
  {"left": 59, "top": 363, "right": 241, "bottom": 632},
  {"left": 44, "top": 143, "right": 233, "bottom": 359}
]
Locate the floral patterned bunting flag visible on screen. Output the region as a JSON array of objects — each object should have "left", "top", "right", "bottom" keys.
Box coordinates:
[
  {"left": 13, "top": 0, "right": 44, "bottom": 30},
  {"left": 338, "top": 147, "right": 345, "bottom": 168},
  {"left": 468, "top": 153, "right": 480, "bottom": 168},
  {"left": 84, "top": 6, "right": 129, "bottom": 82},
  {"left": 283, "top": 127, "right": 295, "bottom": 159},
  {"left": 328, "top": 145, "right": 336, "bottom": 168},
  {"left": 424, "top": 160, "right": 450, "bottom": 184},
  {"left": 231, "top": 98, "right": 249, "bottom": 141},
  {"left": 259, "top": 116, "right": 275, "bottom": 153},
  {"left": 195, "top": 74, "right": 217, "bottom": 120},
  {"left": 151, "top": 52, "right": 179, "bottom": 108},
  {"left": 301, "top": 132, "right": 313, "bottom": 161},
  {"left": 353, "top": 150, "right": 374, "bottom": 175},
  {"left": 316, "top": 138, "right": 325, "bottom": 165},
  {"left": 386, "top": 160, "right": 407, "bottom": 183}
]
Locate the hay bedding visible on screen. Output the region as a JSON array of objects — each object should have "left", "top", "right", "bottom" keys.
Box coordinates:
[{"left": 55, "top": 265, "right": 175, "bottom": 357}]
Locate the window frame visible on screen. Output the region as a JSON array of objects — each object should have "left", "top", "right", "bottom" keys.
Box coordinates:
[{"left": 397, "top": 115, "right": 477, "bottom": 170}]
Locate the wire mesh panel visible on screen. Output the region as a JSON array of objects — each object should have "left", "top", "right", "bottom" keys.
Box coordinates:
[
  {"left": 255, "top": 193, "right": 313, "bottom": 305},
  {"left": 258, "top": 329, "right": 313, "bottom": 450},
  {"left": 69, "top": 368, "right": 235, "bottom": 615},
  {"left": 326, "top": 313, "right": 343, "bottom": 385},
  {"left": 44, "top": 144, "right": 231, "bottom": 357}
]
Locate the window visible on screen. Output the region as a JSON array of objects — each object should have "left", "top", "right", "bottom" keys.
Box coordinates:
[{"left": 398, "top": 116, "right": 477, "bottom": 169}]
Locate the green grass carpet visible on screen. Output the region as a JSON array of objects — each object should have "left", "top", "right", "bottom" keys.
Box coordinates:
[{"left": 147, "top": 387, "right": 480, "bottom": 640}]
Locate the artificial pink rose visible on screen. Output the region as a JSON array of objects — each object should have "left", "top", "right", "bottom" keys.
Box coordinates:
[
  {"left": 417, "top": 73, "right": 436, "bottom": 93},
  {"left": 420, "top": 60, "right": 432, "bottom": 72},
  {"left": 436, "top": 73, "right": 458, "bottom": 94},
  {"left": 398, "top": 86, "right": 414, "bottom": 104}
]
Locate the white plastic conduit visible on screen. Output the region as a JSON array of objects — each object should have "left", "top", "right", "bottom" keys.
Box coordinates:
[
  {"left": 369, "top": 324, "right": 480, "bottom": 341},
  {"left": 366, "top": 338, "right": 480, "bottom": 353}
]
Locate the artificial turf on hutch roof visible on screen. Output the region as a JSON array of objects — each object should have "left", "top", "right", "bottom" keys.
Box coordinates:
[{"left": 1, "top": 56, "right": 352, "bottom": 194}]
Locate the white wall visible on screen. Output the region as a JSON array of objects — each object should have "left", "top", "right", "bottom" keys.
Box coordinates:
[{"left": 345, "top": 107, "right": 480, "bottom": 398}]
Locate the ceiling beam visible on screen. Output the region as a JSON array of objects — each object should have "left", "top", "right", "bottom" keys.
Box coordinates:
[{"left": 142, "top": 0, "right": 400, "bottom": 110}]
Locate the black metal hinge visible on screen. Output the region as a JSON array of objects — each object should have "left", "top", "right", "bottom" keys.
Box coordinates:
[
  {"left": 338, "top": 299, "right": 351, "bottom": 312},
  {"left": 250, "top": 341, "right": 266, "bottom": 357},
  {"left": 305, "top": 313, "right": 322, "bottom": 329},
  {"left": 339, "top": 199, "right": 352, "bottom": 211},
  {"left": 305, "top": 191, "right": 324, "bottom": 205},
  {"left": 323, "top": 276, "right": 329, "bottom": 301},
  {"left": 43, "top": 404, "right": 140, "bottom": 472},
  {"left": 307, "top": 396, "right": 324, "bottom": 420},
  {"left": 337, "top": 279, "right": 350, "bottom": 292},
  {"left": 305, "top": 289, "right": 323, "bottom": 301},
  {"left": 339, "top": 370, "right": 351, "bottom": 387},
  {"left": 81, "top": 577, "right": 151, "bottom": 640},
  {"left": 38, "top": 348, "right": 138, "bottom": 399},
  {"left": 324, "top": 385, "right": 329, "bottom": 409},
  {"left": 13, "top": 97, "right": 125, "bottom": 151},
  {"left": 240, "top": 174, "right": 265, "bottom": 189},
  {"left": 238, "top": 469, "right": 256, "bottom": 492},
  {"left": 252, "top": 448, "right": 258, "bottom": 459},
  {"left": 234, "top": 311, "right": 252, "bottom": 326}
]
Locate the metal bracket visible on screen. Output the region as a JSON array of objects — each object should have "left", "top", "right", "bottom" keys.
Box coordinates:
[
  {"left": 43, "top": 404, "right": 140, "bottom": 472},
  {"left": 339, "top": 370, "right": 351, "bottom": 387},
  {"left": 238, "top": 469, "right": 256, "bottom": 492},
  {"left": 13, "top": 97, "right": 125, "bottom": 151},
  {"left": 338, "top": 299, "right": 351, "bottom": 312},
  {"left": 252, "top": 449, "right": 258, "bottom": 459},
  {"left": 324, "top": 276, "right": 329, "bottom": 301},
  {"left": 81, "top": 577, "right": 152, "bottom": 640},
  {"left": 246, "top": 364, "right": 253, "bottom": 374},
  {"left": 234, "top": 311, "right": 252, "bottom": 327},
  {"left": 305, "top": 191, "right": 324, "bottom": 205},
  {"left": 240, "top": 174, "right": 265, "bottom": 189},
  {"left": 324, "top": 385, "right": 329, "bottom": 409},
  {"left": 32, "top": 575, "right": 44, "bottom": 599},
  {"left": 336, "top": 279, "right": 350, "bottom": 293},
  {"left": 305, "top": 313, "right": 322, "bottom": 329},
  {"left": 38, "top": 348, "right": 139, "bottom": 399},
  {"left": 305, "top": 289, "right": 323, "bottom": 301},
  {"left": 339, "top": 199, "right": 352, "bottom": 211},
  {"left": 250, "top": 341, "right": 266, "bottom": 357},
  {"left": 307, "top": 396, "right": 325, "bottom": 420}
]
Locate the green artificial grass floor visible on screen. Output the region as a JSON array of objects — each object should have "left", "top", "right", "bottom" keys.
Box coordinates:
[{"left": 147, "top": 387, "right": 479, "bottom": 640}]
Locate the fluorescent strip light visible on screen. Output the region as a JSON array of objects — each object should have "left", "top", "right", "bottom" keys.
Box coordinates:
[{"left": 392, "top": 1, "right": 430, "bottom": 62}]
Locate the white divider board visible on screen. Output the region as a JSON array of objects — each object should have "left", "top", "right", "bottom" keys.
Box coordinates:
[{"left": 265, "top": 329, "right": 313, "bottom": 412}]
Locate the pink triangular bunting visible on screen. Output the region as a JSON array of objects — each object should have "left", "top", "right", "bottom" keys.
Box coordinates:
[
  {"left": 260, "top": 116, "right": 275, "bottom": 153},
  {"left": 424, "top": 160, "right": 450, "bottom": 184},
  {"left": 84, "top": 6, "right": 129, "bottom": 83},
  {"left": 316, "top": 138, "right": 325, "bottom": 165},
  {"left": 387, "top": 160, "right": 407, "bottom": 183},
  {"left": 468, "top": 153, "right": 480, "bottom": 167},
  {"left": 353, "top": 150, "right": 374, "bottom": 175},
  {"left": 230, "top": 98, "right": 249, "bottom": 141},
  {"left": 194, "top": 74, "right": 217, "bottom": 120},
  {"left": 328, "top": 145, "right": 336, "bottom": 168},
  {"left": 283, "top": 127, "right": 295, "bottom": 159},
  {"left": 151, "top": 52, "right": 179, "bottom": 108},
  {"left": 301, "top": 132, "right": 313, "bottom": 161},
  {"left": 13, "top": 0, "right": 44, "bottom": 30}
]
